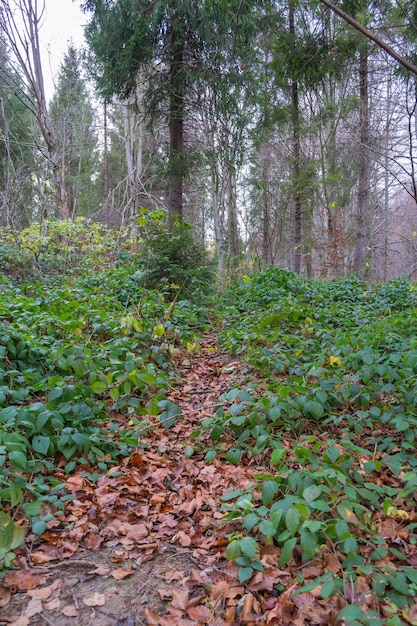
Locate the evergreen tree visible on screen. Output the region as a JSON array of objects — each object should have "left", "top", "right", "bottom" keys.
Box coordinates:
[
  {"left": 81, "top": 0, "right": 262, "bottom": 227},
  {"left": 49, "top": 44, "right": 99, "bottom": 218},
  {"left": 0, "top": 45, "right": 38, "bottom": 228}
]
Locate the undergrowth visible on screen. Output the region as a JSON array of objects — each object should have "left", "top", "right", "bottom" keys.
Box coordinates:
[{"left": 195, "top": 267, "right": 417, "bottom": 626}]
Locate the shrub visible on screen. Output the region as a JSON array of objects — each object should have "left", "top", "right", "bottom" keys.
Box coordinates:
[{"left": 140, "top": 221, "right": 215, "bottom": 301}]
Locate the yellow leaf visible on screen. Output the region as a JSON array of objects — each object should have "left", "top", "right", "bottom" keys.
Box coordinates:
[
  {"left": 329, "top": 356, "right": 342, "bottom": 367},
  {"left": 153, "top": 324, "right": 165, "bottom": 338}
]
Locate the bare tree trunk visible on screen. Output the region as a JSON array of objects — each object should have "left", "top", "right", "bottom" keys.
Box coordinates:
[
  {"left": 289, "top": 2, "right": 302, "bottom": 274},
  {"left": 0, "top": 0, "right": 68, "bottom": 218},
  {"left": 168, "top": 10, "right": 185, "bottom": 226},
  {"left": 353, "top": 48, "right": 369, "bottom": 275},
  {"left": 103, "top": 100, "right": 109, "bottom": 224},
  {"left": 212, "top": 172, "right": 225, "bottom": 272},
  {"left": 226, "top": 163, "right": 239, "bottom": 266},
  {"left": 123, "top": 82, "right": 143, "bottom": 221}
]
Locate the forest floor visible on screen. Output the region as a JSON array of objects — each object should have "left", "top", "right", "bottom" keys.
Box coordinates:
[{"left": 1, "top": 333, "right": 344, "bottom": 626}]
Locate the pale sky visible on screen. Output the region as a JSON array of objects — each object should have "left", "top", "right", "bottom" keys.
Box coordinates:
[{"left": 41, "top": 0, "right": 86, "bottom": 99}]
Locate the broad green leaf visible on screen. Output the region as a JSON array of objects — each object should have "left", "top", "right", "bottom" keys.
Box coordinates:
[
  {"left": 262, "top": 480, "right": 279, "bottom": 506},
  {"left": 238, "top": 567, "right": 254, "bottom": 583},
  {"left": 278, "top": 537, "right": 297, "bottom": 566},
  {"left": 23, "top": 500, "right": 43, "bottom": 517},
  {"left": 337, "top": 605, "right": 368, "bottom": 621},
  {"left": 9, "top": 450, "right": 28, "bottom": 470},
  {"left": 243, "top": 513, "right": 260, "bottom": 532},
  {"left": 226, "top": 540, "right": 241, "bottom": 560},
  {"left": 270, "top": 447, "right": 286, "bottom": 465},
  {"left": 285, "top": 508, "right": 301, "bottom": 535},
  {"left": 32, "top": 519, "right": 47, "bottom": 536},
  {"left": 9, "top": 483, "right": 24, "bottom": 508},
  {"left": 302, "top": 485, "right": 321, "bottom": 502},
  {"left": 320, "top": 579, "right": 336, "bottom": 599},
  {"left": 10, "top": 524, "right": 25, "bottom": 550},
  {"left": 258, "top": 520, "right": 277, "bottom": 540},
  {"left": 91, "top": 380, "right": 107, "bottom": 393},
  {"left": 240, "top": 537, "right": 259, "bottom": 559},
  {"left": 204, "top": 450, "right": 216, "bottom": 462},
  {"left": 32, "top": 435, "right": 51, "bottom": 456},
  {"left": 153, "top": 324, "right": 165, "bottom": 337},
  {"left": 226, "top": 448, "right": 243, "bottom": 465}
]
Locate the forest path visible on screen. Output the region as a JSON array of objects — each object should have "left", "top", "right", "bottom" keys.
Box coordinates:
[{"left": 2, "top": 333, "right": 262, "bottom": 626}]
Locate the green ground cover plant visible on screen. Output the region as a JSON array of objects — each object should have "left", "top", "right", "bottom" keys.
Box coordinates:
[
  {"left": 198, "top": 267, "right": 417, "bottom": 625},
  {"left": 0, "top": 221, "right": 213, "bottom": 568}
]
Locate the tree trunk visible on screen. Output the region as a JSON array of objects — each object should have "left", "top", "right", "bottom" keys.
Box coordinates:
[
  {"left": 226, "top": 163, "right": 239, "bottom": 266},
  {"left": 123, "top": 83, "right": 143, "bottom": 220},
  {"left": 0, "top": 0, "right": 69, "bottom": 219},
  {"left": 289, "top": 1, "right": 302, "bottom": 274},
  {"left": 168, "top": 11, "right": 185, "bottom": 226},
  {"left": 103, "top": 101, "right": 109, "bottom": 224},
  {"left": 352, "top": 47, "right": 369, "bottom": 275}
]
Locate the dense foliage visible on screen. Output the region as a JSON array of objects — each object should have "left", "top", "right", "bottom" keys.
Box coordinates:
[
  {"left": 0, "top": 221, "right": 212, "bottom": 566},
  {"left": 195, "top": 267, "right": 417, "bottom": 623},
  {"left": 2, "top": 233, "right": 417, "bottom": 623}
]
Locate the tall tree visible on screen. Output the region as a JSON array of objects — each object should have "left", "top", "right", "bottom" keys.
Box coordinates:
[
  {"left": 0, "top": 43, "right": 37, "bottom": 227},
  {"left": 0, "top": 0, "right": 69, "bottom": 218},
  {"left": 49, "top": 44, "right": 99, "bottom": 218},
  {"left": 81, "top": 0, "right": 261, "bottom": 228}
]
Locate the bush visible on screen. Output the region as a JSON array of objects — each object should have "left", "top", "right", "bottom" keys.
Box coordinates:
[{"left": 140, "top": 221, "right": 215, "bottom": 301}]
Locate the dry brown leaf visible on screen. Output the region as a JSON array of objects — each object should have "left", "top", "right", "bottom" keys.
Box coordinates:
[
  {"left": 84, "top": 531, "right": 104, "bottom": 550},
  {"left": 2, "top": 570, "right": 46, "bottom": 591},
  {"left": 44, "top": 598, "right": 61, "bottom": 611},
  {"left": 125, "top": 523, "right": 149, "bottom": 541},
  {"left": 23, "top": 596, "right": 43, "bottom": 618},
  {"left": 111, "top": 568, "right": 135, "bottom": 580},
  {"left": 0, "top": 585, "right": 11, "bottom": 608},
  {"left": 143, "top": 607, "right": 160, "bottom": 625},
  {"left": 241, "top": 592, "right": 261, "bottom": 622},
  {"left": 162, "top": 569, "right": 184, "bottom": 582},
  {"left": 9, "top": 616, "right": 29, "bottom": 626},
  {"left": 62, "top": 604, "right": 79, "bottom": 617},
  {"left": 170, "top": 588, "right": 189, "bottom": 611},
  {"left": 82, "top": 591, "right": 106, "bottom": 607},
  {"left": 27, "top": 585, "right": 52, "bottom": 600},
  {"left": 176, "top": 530, "right": 192, "bottom": 547},
  {"left": 187, "top": 604, "right": 213, "bottom": 622}
]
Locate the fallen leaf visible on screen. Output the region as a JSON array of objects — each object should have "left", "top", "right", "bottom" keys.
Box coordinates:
[
  {"left": 44, "top": 598, "right": 61, "bottom": 611},
  {"left": 0, "top": 585, "right": 11, "bottom": 608},
  {"left": 27, "top": 585, "right": 53, "bottom": 600},
  {"left": 111, "top": 568, "right": 135, "bottom": 580},
  {"left": 187, "top": 605, "right": 213, "bottom": 622},
  {"left": 3, "top": 570, "right": 46, "bottom": 591},
  {"left": 143, "top": 607, "right": 160, "bottom": 625},
  {"left": 9, "top": 617, "right": 29, "bottom": 626},
  {"left": 403, "top": 604, "right": 417, "bottom": 625},
  {"left": 62, "top": 605, "right": 79, "bottom": 617},
  {"left": 24, "top": 596, "right": 43, "bottom": 618},
  {"left": 176, "top": 530, "right": 192, "bottom": 547},
  {"left": 82, "top": 592, "right": 106, "bottom": 607},
  {"left": 170, "top": 588, "right": 189, "bottom": 611}
]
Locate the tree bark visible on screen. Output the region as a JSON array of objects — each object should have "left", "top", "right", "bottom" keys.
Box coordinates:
[
  {"left": 319, "top": 0, "right": 417, "bottom": 76},
  {"left": 168, "top": 10, "right": 185, "bottom": 226},
  {"left": 0, "top": 0, "right": 69, "bottom": 219},
  {"left": 352, "top": 47, "right": 370, "bottom": 275},
  {"left": 289, "top": 1, "right": 302, "bottom": 274}
]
